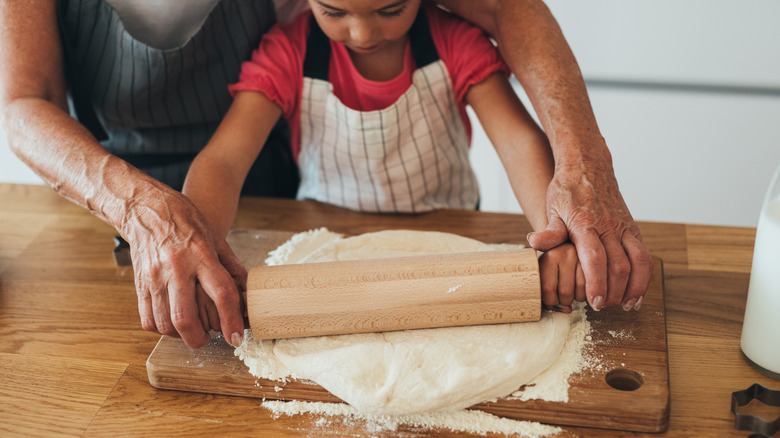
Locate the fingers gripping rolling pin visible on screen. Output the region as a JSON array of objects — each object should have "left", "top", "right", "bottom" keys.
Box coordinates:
[{"left": 246, "top": 249, "right": 541, "bottom": 340}]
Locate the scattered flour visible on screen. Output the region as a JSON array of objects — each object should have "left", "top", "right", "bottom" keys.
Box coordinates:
[
  {"left": 314, "top": 416, "right": 332, "bottom": 427},
  {"left": 262, "top": 400, "right": 563, "bottom": 437},
  {"left": 607, "top": 329, "right": 634, "bottom": 340}
]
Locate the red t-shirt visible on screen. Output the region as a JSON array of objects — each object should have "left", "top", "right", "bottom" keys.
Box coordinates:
[{"left": 229, "top": 4, "right": 509, "bottom": 160}]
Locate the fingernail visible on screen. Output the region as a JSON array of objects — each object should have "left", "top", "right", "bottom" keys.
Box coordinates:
[
  {"left": 230, "top": 331, "right": 243, "bottom": 347},
  {"left": 591, "top": 296, "right": 604, "bottom": 311},
  {"left": 633, "top": 296, "right": 644, "bottom": 311},
  {"left": 622, "top": 298, "right": 637, "bottom": 312},
  {"left": 526, "top": 232, "right": 533, "bottom": 242}
]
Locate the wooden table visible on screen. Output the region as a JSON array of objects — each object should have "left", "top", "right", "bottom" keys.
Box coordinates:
[{"left": 0, "top": 183, "right": 776, "bottom": 437}]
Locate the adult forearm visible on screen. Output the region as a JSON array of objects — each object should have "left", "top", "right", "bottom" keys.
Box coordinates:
[
  {"left": 3, "top": 96, "right": 174, "bottom": 235},
  {"left": 0, "top": 0, "right": 164, "bottom": 231},
  {"left": 491, "top": 0, "right": 610, "bottom": 168}
]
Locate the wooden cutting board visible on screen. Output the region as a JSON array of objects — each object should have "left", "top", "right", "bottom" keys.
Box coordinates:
[{"left": 147, "top": 229, "right": 669, "bottom": 433}]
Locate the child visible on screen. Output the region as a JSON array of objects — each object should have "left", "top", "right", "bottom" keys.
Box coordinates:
[{"left": 183, "top": 0, "right": 585, "bottom": 325}]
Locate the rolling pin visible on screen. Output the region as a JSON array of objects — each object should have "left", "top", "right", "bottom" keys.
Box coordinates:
[{"left": 246, "top": 249, "right": 541, "bottom": 340}]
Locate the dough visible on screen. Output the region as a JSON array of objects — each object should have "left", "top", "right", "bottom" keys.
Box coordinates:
[{"left": 247, "top": 229, "right": 571, "bottom": 415}]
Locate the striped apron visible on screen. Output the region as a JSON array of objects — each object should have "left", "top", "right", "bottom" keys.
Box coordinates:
[
  {"left": 58, "top": 0, "right": 299, "bottom": 195},
  {"left": 297, "top": 12, "right": 479, "bottom": 213}
]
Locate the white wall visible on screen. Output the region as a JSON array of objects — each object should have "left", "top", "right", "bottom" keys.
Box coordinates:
[{"left": 3, "top": 0, "right": 780, "bottom": 227}]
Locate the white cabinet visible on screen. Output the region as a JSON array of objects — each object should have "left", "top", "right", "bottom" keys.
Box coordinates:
[{"left": 547, "top": 0, "right": 780, "bottom": 87}]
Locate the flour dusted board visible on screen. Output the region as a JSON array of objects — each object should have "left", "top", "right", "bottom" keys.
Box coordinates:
[{"left": 146, "top": 228, "right": 670, "bottom": 433}]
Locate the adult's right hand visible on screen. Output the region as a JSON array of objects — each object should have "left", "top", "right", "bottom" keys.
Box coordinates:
[{"left": 121, "top": 187, "right": 247, "bottom": 348}]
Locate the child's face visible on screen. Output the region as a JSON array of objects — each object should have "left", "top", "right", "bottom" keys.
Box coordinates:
[{"left": 308, "top": 0, "right": 421, "bottom": 55}]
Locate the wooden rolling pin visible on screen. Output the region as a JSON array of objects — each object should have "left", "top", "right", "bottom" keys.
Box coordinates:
[{"left": 246, "top": 249, "right": 541, "bottom": 340}]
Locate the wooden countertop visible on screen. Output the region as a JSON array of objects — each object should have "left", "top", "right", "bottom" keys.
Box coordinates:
[{"left": 0, "top": 183, "right": 776, "bottom": 437}]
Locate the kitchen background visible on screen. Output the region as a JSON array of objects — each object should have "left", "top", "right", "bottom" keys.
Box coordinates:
[{"left": 2, "top": 0, "right": 779, "bottom": 227}]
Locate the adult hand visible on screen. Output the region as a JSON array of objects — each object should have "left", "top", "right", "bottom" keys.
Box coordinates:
[
  {"left": 122, "top": 187, "right": 247, "bottom": 348},
  {"left": 527, "top": 163, "right": 653, "bottom": 312}
]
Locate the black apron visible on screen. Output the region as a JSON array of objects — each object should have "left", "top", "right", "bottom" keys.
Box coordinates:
[{"left": 58, "top": 0, "right": 299, "bottom": 196}]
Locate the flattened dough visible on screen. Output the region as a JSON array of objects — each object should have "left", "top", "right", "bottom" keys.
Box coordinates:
[{"left": 261, "top": 230, "right": 570, "bottom": 415}]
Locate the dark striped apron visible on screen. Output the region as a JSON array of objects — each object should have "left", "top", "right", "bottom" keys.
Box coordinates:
[
  {"left": 58, "top": 0, "right": 299, "bottom": 195},
  {"left": 298, "top": 12, "right": 479, "bottom": 213}
]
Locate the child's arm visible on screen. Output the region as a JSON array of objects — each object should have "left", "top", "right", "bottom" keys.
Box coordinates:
[
  {"left": 465, "top": 72, "right": 553, "bottom": 232},
  {"left": 183, "top": 91, "right": 283, "bottom": 237},
  {"left": 466, "top": 72, "right": 585, "bottom": 310}
]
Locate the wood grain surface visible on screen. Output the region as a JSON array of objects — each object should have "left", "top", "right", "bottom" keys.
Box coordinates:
[
  {"left": 1, "top": 183, "right": 777, "bottom": 438},
  {"left": 149, "top": 228, "right": 669, "bottom": 433}
]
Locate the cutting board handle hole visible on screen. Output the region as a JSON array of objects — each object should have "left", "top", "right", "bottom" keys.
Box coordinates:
[{"left": 605, "top": 369, "right": 644, "bottom": 391}]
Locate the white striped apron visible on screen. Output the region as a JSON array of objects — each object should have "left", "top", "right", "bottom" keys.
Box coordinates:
[{"left": 297, "top": 12, "right": 479, "bottom": 213}]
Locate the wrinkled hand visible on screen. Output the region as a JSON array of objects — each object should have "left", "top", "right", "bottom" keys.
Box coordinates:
[
  {"left": 121, "top": 188, "right": 247, "bottom": 348},
  {"left": 528, "top": 164, "right": 653, "bottom": 311}
]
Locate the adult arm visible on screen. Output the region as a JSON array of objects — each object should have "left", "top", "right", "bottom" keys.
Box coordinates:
[
  {"left": 434, "top": 0, "right": 653, "bottom": 311},
  {"left": 0, "top": 0, "right": 245, "bottom": 347}
]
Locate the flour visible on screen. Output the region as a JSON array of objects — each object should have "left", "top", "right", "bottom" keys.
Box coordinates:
[
  {"left": 262, "top": 400, "right": 563, "bottom": 437},
  {"left": 265, "top": 227, "right": 344, "bottom": 266},
  {"left": 235, "top": 334, "right": 292, "bottom": 382},
  {"left": 510, "top": 302, "right": 591, "bottom": 402},
  {"left": 607, "top": 329, "right": 634, "bottom": 340}
]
